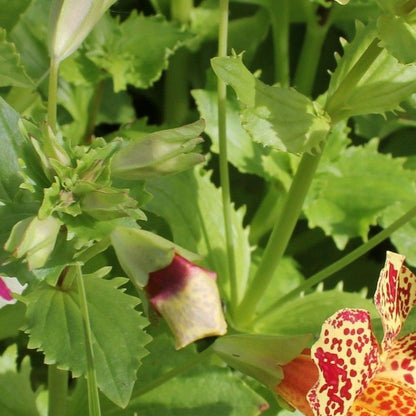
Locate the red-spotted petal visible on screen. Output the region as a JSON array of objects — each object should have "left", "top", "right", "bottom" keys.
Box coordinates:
[
  {"left": 374, "top": 252, "right": 416, "bottom": 351},
  {"left": 308, "top": 309, "right": 381, "bottom": 416}
]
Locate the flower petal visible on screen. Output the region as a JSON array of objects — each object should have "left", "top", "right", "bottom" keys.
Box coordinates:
[
  {"left": 374, "top": 251, "right": 416, "bottom": 351},
  {"left": 0, "top": 276, "right": 27, "bottom": 308},
  {"left": 308, "top": 309, "right": 380, "bottom": 416}
]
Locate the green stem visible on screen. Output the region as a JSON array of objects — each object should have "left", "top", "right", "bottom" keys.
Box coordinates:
[
  {"left": 164, "top": 0, "right": 193, "bottom": 125},
  {"left": 236, "top": 151, "right": 323, "bottom": 324},
  {"left": 48, "top": 57, "right": 59, "bottom": 132},
  {"left": 255, "top": 204, "right": 416, "bottom": 325},
  {"left": 83, "top": 80, "right": 105, "bottom": 144},
  {"left": 76, "top": 265, "right": 101, "bottom": 416},
  {"left": 217, "top": 0, "right": 239, "bottom": 307},
  {"left": 268, "top": 0, "right": 290, "bottom": 86},
  {"left": 107, "top": 347, "right": 213, "bottom": 414},
  {"left": 293, "top": 11, "right": 329, "bottom": 96},
  {"left": 48, "top": 365, "right": 68, "bottom": 416}
]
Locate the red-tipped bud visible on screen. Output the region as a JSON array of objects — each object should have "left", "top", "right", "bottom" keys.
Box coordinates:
[{"left": 145, "top": 254, "right": 227, "bottom": 349}]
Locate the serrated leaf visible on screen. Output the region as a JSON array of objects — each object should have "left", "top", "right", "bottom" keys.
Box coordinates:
[
  {"left": 0, "top": 28, "right": 33, "bottom": 88},
  {"left": 100, "top": 328, "right": 269, "bottom": 416},
  {"left": 326, "top": 21, "right": 416, "bottom": 120},
  {"left": 254, "top": 288, "right": 377, "bottom": 337},
  {"left": 0, "top": 345, "right": 39, "bottom": 416},
  {"left": 86, "top": 12, "right": 191, "bottom": 92},
  {"left": 211, "top": 54, "right": 331, "bottom": 154},
  {"left": 145, "top": 167, "right": 251, "bottom": 304},
  {"left": 25, "top": 276, "right": 151, "bottom": 407},
  {"left": 0, "top": 97, "right": 29, "bottom": 202},
  {"left": 304, "top": 140, "right": 416, "bottom": 249}
]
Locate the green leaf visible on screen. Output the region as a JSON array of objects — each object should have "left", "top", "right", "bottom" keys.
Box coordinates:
[
  {"left": 0, "top": 28, "right": 33, "bottom": 88},
  {"left": 9, "top": 0, "right": 50, "bottom": 80},
  {"left": 0, "top": 345, "right": 39, "bottom": 416},
  {"left": 0, "top": 97, "right": 28, "bottom": 202},
  {"left": 326, "top": 21, "right": 416, "bottom": 120},
  {"left": 377, "top": 14, "right": 416, "bottom": 64},
  {"left": 25, "top": 276, "right": 151, "bottom": 407},
  {"left": 86, "top": 12, "right": 191, "bottom": 92},
  {"left": 100, "top": 329, "right": 269, "bottom": 416},
  {"left": 0, "top": 0, "right": 31, "bottom": 32},
  {"left": 254, "top": 286, "right": 377, "bottom": 336},
  {"left": 192, "top": 88, "right": 270, "bottom": 178},
  {"left": 145, "top": 167, "right": 251, "bottom": 303},
  {"left": 0, "top": 302, "right": 26, "bottom": 340},
  {"left": 211, "top": 54, "right": 331, "bottom": 154},
  {"left": 304, "top": 139, "right": 416, "bottom": 249}
]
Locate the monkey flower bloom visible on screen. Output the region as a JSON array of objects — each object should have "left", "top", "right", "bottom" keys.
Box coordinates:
[
  {"left": 308, "top": 251, "right": 416, "bottom": 415},
  {"left": 145, "top": 254, "right": 227, "bottom": 349},
  {"left": 0, "top": 276, "right": 27, "bottom": 308}
]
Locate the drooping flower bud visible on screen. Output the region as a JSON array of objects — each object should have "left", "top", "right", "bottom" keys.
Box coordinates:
[
  {"left": 49, "top": 0, "right": 117, "bottom": 63},
  {"left": 110, "top": 119, "right": 205, "bottom": 180},
  {"left": 145, "top": 254, "right": 227, "bottom": 349},
  {"left": 0, "top": 276, "right": 27, "bottom": 308}
]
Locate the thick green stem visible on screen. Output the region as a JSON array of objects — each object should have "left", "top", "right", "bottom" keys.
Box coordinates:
[
  {"left": 293, "top": 15, "right": 329, "bottom": 96},
  {"left": 237, "top": 151, "right": 323, "bottom": 324},
  {"left": 255, "top": 204, "right": 416, "bottom": 325},
  {"left": 217, "top": 0, "right": 239, "bottom": 307},
  {"left": 48, "top": 58, "right": 59, "bottom": 132},
  {"left": 48, "top": 365, "right": 68, "bottom": 416},
  {"left": 106, "top": 347, "right": 213, "bottom": 414},
  {"left": 268, "top": 0, "right": 290, "bottom": 86},
  {"left": 76, "top": 265, "right": 101, "bottom": 416},
  {"left": 164, "top": 0, "right": 193, "bottom": 125}
]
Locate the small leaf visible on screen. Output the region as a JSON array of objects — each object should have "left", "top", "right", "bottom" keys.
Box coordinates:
[
  {"left": 25, "top": 276, "right": 151, "bottom": 407},
  {"left": 86, "top": 12, "right": 192, "bottom": 92},
  {"left": 211, "top": 54, "right": 331, "bottom": 154},
  {"left": 0, "top": 28, "right": 33, "bottom": 88}
]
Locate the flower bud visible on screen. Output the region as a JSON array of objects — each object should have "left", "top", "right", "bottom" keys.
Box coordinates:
[
  {"left": 110, "top": 119, "right": 205, "bottom": 180},
  {"left": 0, "top": 276, "right": 27, "bottom": 308},
  {"left": 4, "top": 215, "right": 61, "bottom": 270},
  {"left": 49, "top": 0, "right": 116, "bottom": 63},
  {"left": 145, "top": 254, "right": 227, "bottom": 349}
]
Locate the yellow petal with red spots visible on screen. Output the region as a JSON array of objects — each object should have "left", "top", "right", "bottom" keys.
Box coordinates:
[
  {"left": 348, "top": 378, "right": 416, "bottom": 415},
  {"left": 374, "top": 251, "right": 416, "bottom": 351},
  {"left": 308, "top": 309, "right": 381, "bottom": 416}
]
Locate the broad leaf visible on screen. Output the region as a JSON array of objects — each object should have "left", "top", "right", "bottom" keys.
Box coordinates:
[
  {"left": 304, "top": 139, "right": 416, "bottom": 249},
  {"left": 0, "top": 345, "right": 39, "bottom": 416},
  {"left": 0, "top": 302, "right": 26, "bottom": 340},
  {"left": 254, "top": 286, "right": 377, "bottom": 337},
  {"left": 145, "top": 167, "right": 251, "bottom": 304},
  {"left": 100, "top": 329, "right": 269, "bottom": 416},
  {"left": 86, "top": 12, "right": 191, "bottom": 92},
  {"left": 211, "top": 54, "right": 331, "bottom": 154},
  {"left": 25, "top": 275, "right": 151, "bottom": 407}
]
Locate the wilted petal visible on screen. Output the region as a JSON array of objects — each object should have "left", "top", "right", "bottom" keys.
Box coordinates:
[
  {"left": 308, "top": 309, "right": 380, "bottom": 416},
  {"left": 0, "top": 277, "right": 27, "bottom": 308},
  {"left": 146, "top": 254, "right": 227, "bottom": 349},
  {"left": 374, "top": 251, "right": 416, "bottom": 351},
  {"left": 276, "top": 349, "right": 318, "bottom": 416}
]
